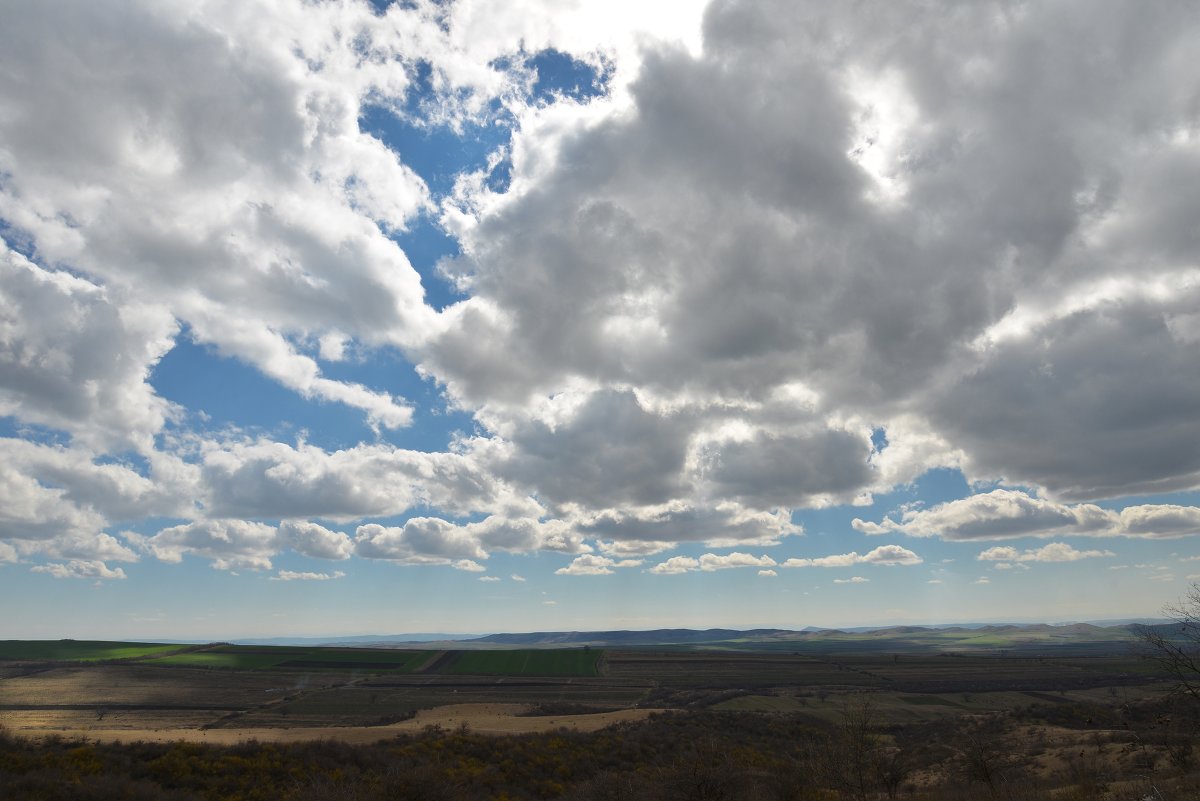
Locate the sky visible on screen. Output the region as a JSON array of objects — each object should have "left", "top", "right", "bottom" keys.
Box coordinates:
[{"left": 2, "top": 0, "right": 1200, "bottom": 640}]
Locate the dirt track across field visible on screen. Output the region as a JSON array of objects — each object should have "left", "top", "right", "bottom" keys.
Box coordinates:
[{"left": 7, "top": 703, "right": 662, "bottom": 744}]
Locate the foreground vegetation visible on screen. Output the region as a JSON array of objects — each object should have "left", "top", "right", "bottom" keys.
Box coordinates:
[{"left": 3, "top": 697, "right": 1200, "bottom": 800}]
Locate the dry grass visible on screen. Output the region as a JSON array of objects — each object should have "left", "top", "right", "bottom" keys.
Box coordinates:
[{"left": 4, "top": 702, "right": 665, "bottom": 745}]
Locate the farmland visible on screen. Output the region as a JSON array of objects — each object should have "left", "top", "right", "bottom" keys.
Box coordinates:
[
  {"left": 0, "top": 640, "right": 619, "bottom": 734},
  {"left": 2, "top": 632, "right": 1199, "bottom": 799},
  {"left": 0, "top": 636, "right": 1174, "bottom": 734}
]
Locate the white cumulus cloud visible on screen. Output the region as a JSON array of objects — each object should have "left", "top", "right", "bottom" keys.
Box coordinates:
[
  {"left": 555, "top": 554, "right": 642, "bottom": 576},
  {"left": 977, "top": 543, "right": 1116, "bottom": 563},
  {"left": 782, "top": 545, "right": 922, "bottom": 568},
  {"left": 649, "top": 552, "right": 776, "bottom": 574},
  {"left": 855, "top": 490, "right": 1200, "bottom": 541}
]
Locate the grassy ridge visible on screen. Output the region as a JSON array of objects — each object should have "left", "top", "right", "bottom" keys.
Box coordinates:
[
  {"left": 0, "top": 640, "right": 181, "bottom": 662},
  {"left": 444, "top": 648, "right": 601, "bottom": 677}
]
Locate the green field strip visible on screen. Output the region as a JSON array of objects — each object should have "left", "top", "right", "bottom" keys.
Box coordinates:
[
  {"left": 139, "top": 645, "right": 433, "bottom": 672},
  {"left": 0, "top": 640, "right": 182, "bottom": 662},
  {"left": 712, "top": 694, "right": 809, "bottom": 712},
  {"left": 285, "top": 649, "right": 431, "bottom": 665}
]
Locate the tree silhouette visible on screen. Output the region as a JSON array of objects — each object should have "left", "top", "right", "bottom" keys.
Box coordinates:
[{"left": 1139, "top": 582, "right": 1200, "bottom": 705}]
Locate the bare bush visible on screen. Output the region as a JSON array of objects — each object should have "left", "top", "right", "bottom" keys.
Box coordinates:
[{"left": 1138, "top": 582, "right": 1200, "bottom": 707}]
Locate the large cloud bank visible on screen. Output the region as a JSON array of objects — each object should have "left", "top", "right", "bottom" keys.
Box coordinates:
[{"left": 2, "top": 0, "right": 1199, "bottom": 577}]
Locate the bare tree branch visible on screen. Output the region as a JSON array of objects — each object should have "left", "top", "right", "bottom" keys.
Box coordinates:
[{"left": 1138, "top": 582, "right": 1200, "bottom": 705}]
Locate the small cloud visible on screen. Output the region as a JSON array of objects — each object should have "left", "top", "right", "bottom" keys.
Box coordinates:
[
  {"left": 270, "top": 570, "right": 345, "bottom": 581},
  {"left": 452, "top": 559, "right": 486, "bottom": 572},
  {"left": 927, "top": 579, "right": 943, "bottom": 584},
  {"left": 479, "top": 575, "right": 501, "bottom": 582},
  {"left": 783, "top": 545, "right": 921, "bottom": 568},
  {"left": 758, "top": 569, "right": 777, "bottom": 577},
  {"left": 556, "top": 555, "right": 616, "bottom": 575},
  {"left": 651, "top": 552, "right": 776, "bottom": 574},
  {"left": 554, "top": 555, "right": 644, "bottom": 576},
  {"left": 543, "top": 600, "right": 557, "bottom": 606},
  {"left": 511, "top": 574, "right": 527, "bottom": 582},
  {"left": 1108, "top": 565, "right": 1129, "bottom": 570},
  {"left": 1150, "top": 573, "right": 1176, "bottom": 582},
  {"left": 975, "top": 577, "right": 991, "bottom": 584},
  {"left": 31, "top": 560, "right": 127, "bottom": 580},
  {"left": 649, "top": 556, "right": 699, "bottom": 575},
  {"left": 597, "top": 540, "right": 676, "bottom": 557},
  {"left": 698, "top": 552, "right": 776, "bottom": 571},
  {"left": 833, "top": 576, "right": 869, "bottom": 584}
]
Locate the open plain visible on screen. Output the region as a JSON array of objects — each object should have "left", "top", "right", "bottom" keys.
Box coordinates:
[{"left": 3, "top": 630, "right": 1199, "bottom": 799}]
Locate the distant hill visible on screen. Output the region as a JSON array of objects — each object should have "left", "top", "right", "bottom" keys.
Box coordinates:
[
  {"left": 218, "top": 621, "right": 1167, "bottom": 653},
  {"left": 470, "top": 628, "right": 794, "bottom": 647},
  {"left": 443, "top": 622, "right": 1148, "bottom": 654},
  {"left": 232, "top": 633, "right": 483, "bottom": 647}
]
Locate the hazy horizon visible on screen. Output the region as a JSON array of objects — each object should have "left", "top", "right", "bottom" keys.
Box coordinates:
[
  {"left": 6, "top": 615, "right": 1174, "bottom": 645},
  {"left": 2, "top": 0, "right": 1199, "bottom": 640}
]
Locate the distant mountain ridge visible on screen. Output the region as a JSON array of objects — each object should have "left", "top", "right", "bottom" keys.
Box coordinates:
[
  {"left": 470, "top": 628, "right": 795, "bottom": 646},
  {"left": 461, "top": 623, "right": 1130, "bottom": 647},
  {"left": 225, "top": 621, "right": 1165, "bottom": 650},
  {"left": 232, "top": 633, "right": 483, "bottom": 647}
]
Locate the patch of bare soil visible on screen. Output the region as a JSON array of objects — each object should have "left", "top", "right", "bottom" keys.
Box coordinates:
[{"left": 5, "top": 703, "right": 663, "bottom": 744}]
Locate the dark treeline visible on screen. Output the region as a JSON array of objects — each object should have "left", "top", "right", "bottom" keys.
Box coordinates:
[{"left": 2, "top": 700, "right": 1198, "bottom": 801}]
